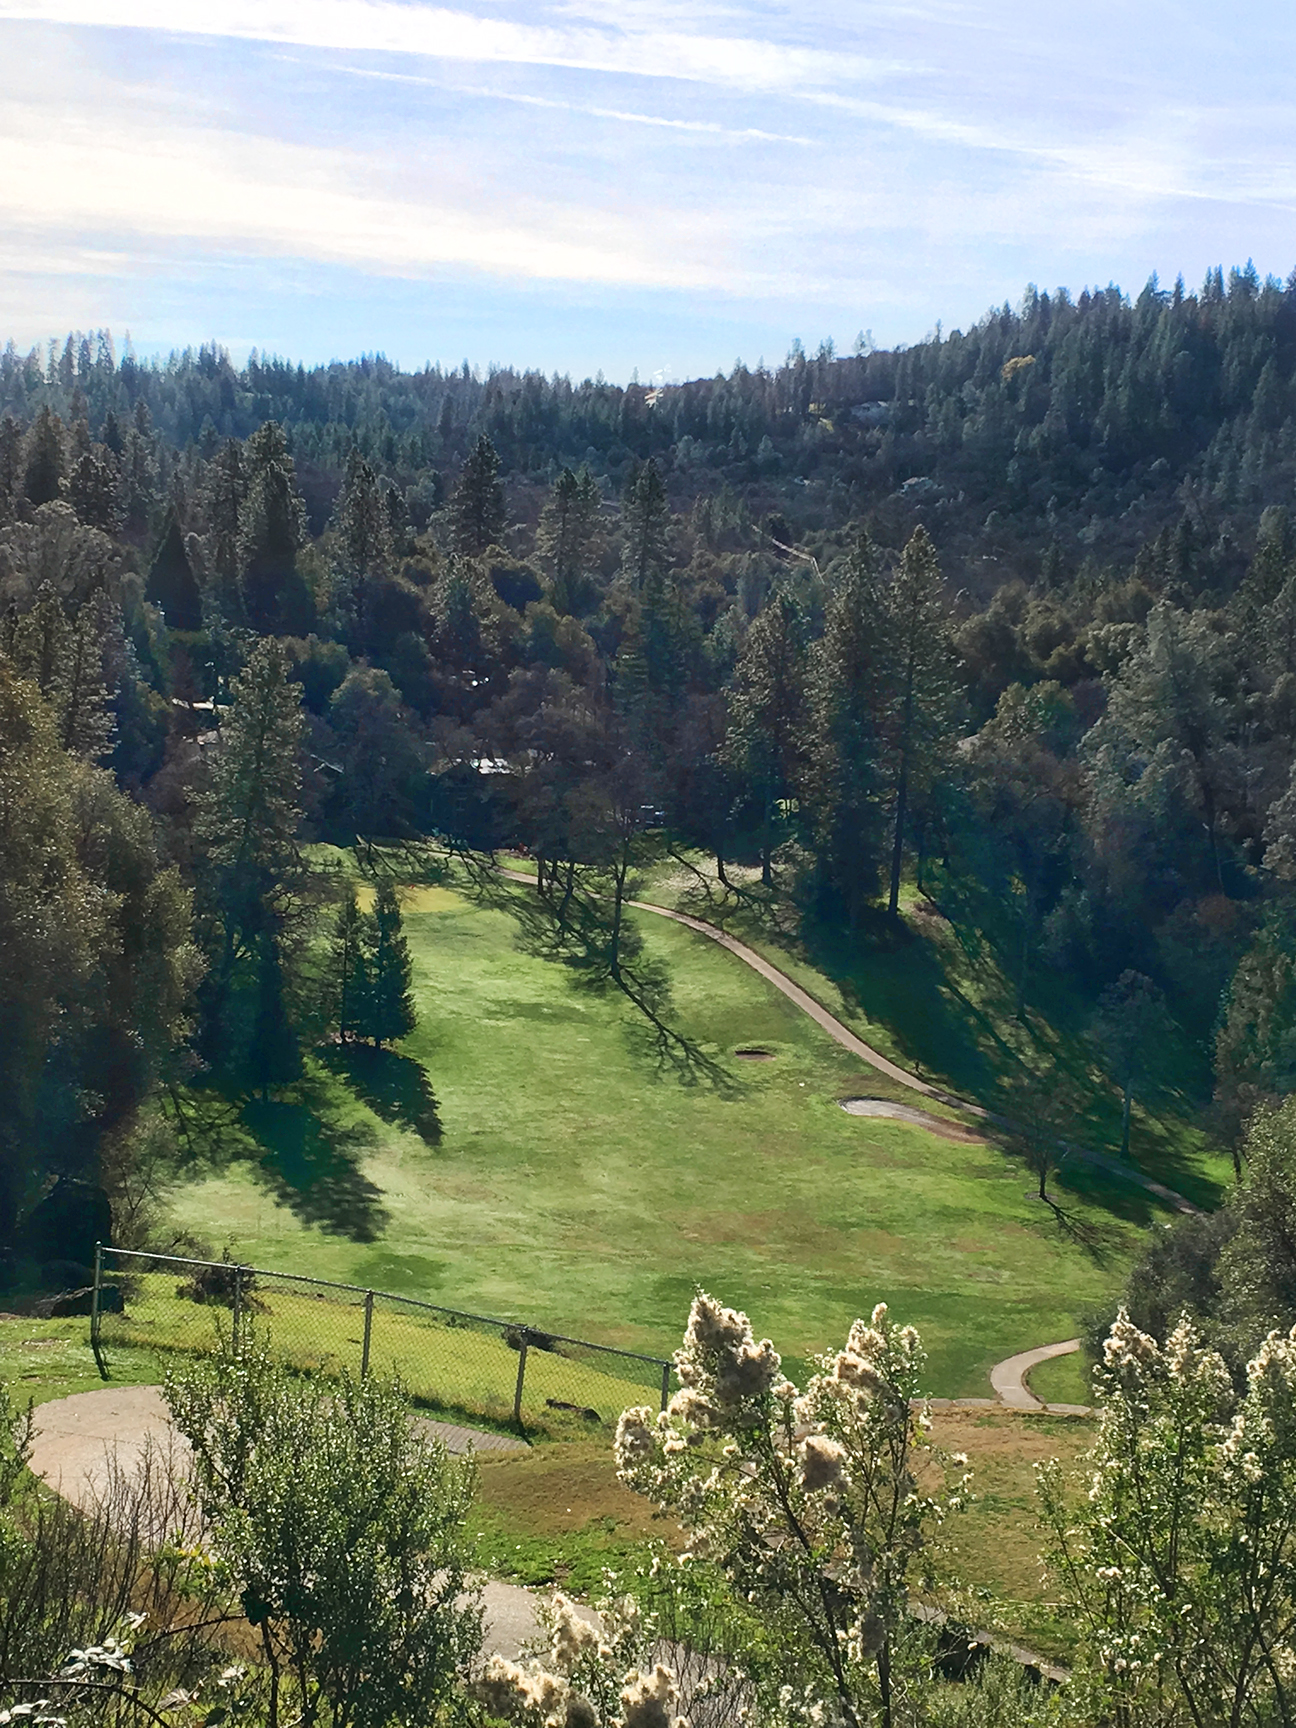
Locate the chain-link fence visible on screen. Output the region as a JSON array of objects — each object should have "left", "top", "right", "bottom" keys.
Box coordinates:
[{"left": 92, "top": 1247, "right": 674, "bottom": 1433}]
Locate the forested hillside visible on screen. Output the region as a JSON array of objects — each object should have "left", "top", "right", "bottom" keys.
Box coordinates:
[{"left": 4, "top": 264, "right": 1296, "bottom": 1268}]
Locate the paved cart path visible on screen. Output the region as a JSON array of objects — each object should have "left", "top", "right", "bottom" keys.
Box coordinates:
[
  {"left": 988, "top": 1338, "right": 1085, "bottom": 1413},
  {"left": 496, "top": 869, "right": 1198, "bottom": 1216}
]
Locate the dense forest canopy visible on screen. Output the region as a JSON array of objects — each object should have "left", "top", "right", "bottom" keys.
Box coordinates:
[{"left": 5, "top": 263, "right": 1296, "bottom": 1273}]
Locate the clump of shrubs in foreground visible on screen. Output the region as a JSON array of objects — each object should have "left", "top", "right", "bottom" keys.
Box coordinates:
[{"left": 5, "top": 1296, "right": 1296, "bottom": 1727}]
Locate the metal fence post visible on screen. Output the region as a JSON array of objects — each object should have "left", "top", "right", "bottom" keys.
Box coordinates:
[
  {"left": 513, "top": 1340, "right": 529, "bottom": 1431},
  {"left": 660, "top": 1360, "right": 671, "bottom": 1413},
  {"left": 90, "top": 1243, "right": 108, "bottom": 1381},
  {"left": 231, "top": 1264, "right": 243, "bottom": 1354},
  {"left": 361, "top": 1290, "right": 374, "bottom": 1377}
]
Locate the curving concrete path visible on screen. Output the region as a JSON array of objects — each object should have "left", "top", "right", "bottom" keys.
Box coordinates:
[
  {"left": 626, "top": 896, "right": 1197, "bottom": 1214},
  {"left": 498, "top": 870, "right": 1198, "bottom": 1216},
  {"left": 31, "top": 1385, "right": 524, "bottom": 1512},
  {"left": 989, "top": 1338, "right": 1086, "bottom": 1414}
]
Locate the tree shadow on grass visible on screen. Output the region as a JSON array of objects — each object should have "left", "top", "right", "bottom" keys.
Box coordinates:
[
  {"left": 799, "top": 911, "right": 1006, "bottom": 1105},
  {"left": 317, "top": 1044, "right": 443, "bottom": 1145},
  {"left": 242, "top": 1099, "right": 390, "bottom": 1242},
  {"left": 622, "top": 1012, "right": 739, "bottom": 1092}
]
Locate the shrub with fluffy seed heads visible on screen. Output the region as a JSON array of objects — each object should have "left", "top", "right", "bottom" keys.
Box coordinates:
[
  {"left": 713, "top": 1339, "right": 782, "bottom": 1408},
  {"left": 614, "top": 1409, "right": 657, "bottom": 1470},
  {"left": 618, "top": 1665, "right": 682, "bottom": 1728},
  {"left": 1102, "top": 1309, "right": 1161, "bottom": 1378},
  {"left": 667, "top": 1387, "right": 721, "bottom": 1428},
  {"left": 799, "top": 1433, "right": 848, "bottom": 1492},
  {"left": 684, "top": 1293, "right": 751, "bottom": 1354},
  {"left": 549, "top": 1594, "right": 600, "bottom": 1674},
  {"left": 831, "top": 1351, "right": 884, "bottom": 1395}
]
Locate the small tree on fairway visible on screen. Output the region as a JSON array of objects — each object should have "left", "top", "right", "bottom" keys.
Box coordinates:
[
  {"left": 328, "top": 885, "right": 369, "bottom": 1042},
  {"left": 361, "top": 882, "right": 416, "bottom": 1047}
]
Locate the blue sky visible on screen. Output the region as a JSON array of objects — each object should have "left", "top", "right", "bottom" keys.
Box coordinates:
[{"left": 1, "top": 1, "right": 1294, "bottom": 381}]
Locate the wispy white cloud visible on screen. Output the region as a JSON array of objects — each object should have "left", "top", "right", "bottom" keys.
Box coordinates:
[
  {"left": 329, "top": 61, "right": 815, "bottom": 144},
  {"left": 0, "top": 100, "right": 736, "bottom": 289},
  {"left": 0, "top": 0, "right": 899, "bottom": 92}
]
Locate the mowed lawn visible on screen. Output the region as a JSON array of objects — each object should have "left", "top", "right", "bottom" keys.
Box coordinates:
[{"left": 169, "top": 883, "right": 1153, "bottom": 1396}]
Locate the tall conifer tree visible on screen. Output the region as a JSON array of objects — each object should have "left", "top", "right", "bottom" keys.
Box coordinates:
[
  {"left": 722, "top": 591, "right": 808, "bottom": 884},
  {"left": 880, "top": 525, "right": 957, "bottom": 916},
  {"left": 448, "top": 434, "right": 505, "bottom": 555},
  {"left": 804, "top": 536, "right": 886, "bottom": 927},
  {"left": 361, "top": 882, "right": 416, "bottom": 1047}
]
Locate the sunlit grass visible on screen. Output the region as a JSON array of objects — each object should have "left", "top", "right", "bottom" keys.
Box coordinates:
[
  {"left": 166, "top": 862, "right": 1167, "bottom": 1398},
  {"left": 98, "top": 1275, "right": 665, "bottom": 1433}
]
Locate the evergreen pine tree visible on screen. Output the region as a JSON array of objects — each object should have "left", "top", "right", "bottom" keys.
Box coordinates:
[
  {"left": 23, "top": 407, "right": 65, "bottom": 508},
  {"left": 880, "top": 525, "right": 958, "bottom": 916},
  {"left": 193, "top": 638, "right": 307, "bottom": 1055},
  {"left": 67, "top": 442, "right": 121, "bottom": 532},
  {"left": 116, "top": 418, "right": 158, "bottom": 541},
  {"left": 722, "top": 590, "right": 808, "bottom": 884},
  {"left": 537, "top": 465, "right": 599, "bottom": 613},
  {"left": 448, "top": 434, "right": 505, "bottom": 555},
  {"left": 148, "top": 514, "right": 204, "bottom": 630},
  {"left": 328, "top": 886, "right": 370, "bottom": 1042},
  {"left": 238, "top": 421, "right": 312, "bottom": 633},
  {"left": 621, "top": 459, "right": 670, "bottom": 592},
  {"left": 101, "top": 409, "right": 124, "bottom": 457},
  {"left": 330, "top": 447, "right": 392, "bottom": 648},
  {"left": 56, "top": 591, "right": 117, "bottom": 761},
  {"left": 203, "top": 438, "right": 247, "bottom": 619},
  {"left": 803, "top": 535, "right": 887, "bottom": 927},
  {"left": 361, "top": 881, "right": 416, "bottom": 1046},
  {"left": 0, "top": 416, "right": 24, "bottom": 524}
]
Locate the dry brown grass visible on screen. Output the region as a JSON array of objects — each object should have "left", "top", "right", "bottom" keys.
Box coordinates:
[{"left": 930, "top": 1407, "right": 1094, "bottom": 1658}]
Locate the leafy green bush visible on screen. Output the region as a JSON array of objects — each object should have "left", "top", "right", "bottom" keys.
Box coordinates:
[{"left": 165, "top": 1344, "right": 482, "bottom": 1728}]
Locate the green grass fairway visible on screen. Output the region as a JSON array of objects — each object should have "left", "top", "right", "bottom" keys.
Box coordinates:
[
  {"left": 639, "top": 857, "right": 1231, "bottom": 1213},
  {"left": 168, "top": 880, "right": 1165, "bottom": 1397}
]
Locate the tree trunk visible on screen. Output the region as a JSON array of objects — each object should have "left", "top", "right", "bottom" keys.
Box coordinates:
[
  {"left": 1121, "top": 1079, "right": 1133, "bottom": 1159},
  {"left": 888, "top": 755, "right": 909, "bottom": 917},
  {"left": 889, "top": 653, "right": 916, "bottom": 918},
  {"left": 1015, "top": 893, "right": 1032, "bottom": 1023}
]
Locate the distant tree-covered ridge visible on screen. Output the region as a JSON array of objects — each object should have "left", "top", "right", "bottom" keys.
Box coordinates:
[{"left": 6, "top": 264, "right": 1296, "bottom": 588}]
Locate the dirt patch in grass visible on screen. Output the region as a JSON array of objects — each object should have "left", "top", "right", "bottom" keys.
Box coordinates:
[
  {"left": 676, "top": 1208, "right": 866, "bottom": 1258},
  {"left": 471, "top": 1439, "right": 680, "bottom": 1590}
]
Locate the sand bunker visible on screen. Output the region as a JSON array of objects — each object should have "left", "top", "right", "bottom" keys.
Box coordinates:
[{"left": 840, "top": 1098, "right": 986, "bottom": 1143}]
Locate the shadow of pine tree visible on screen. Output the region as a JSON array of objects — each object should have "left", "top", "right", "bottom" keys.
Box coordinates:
[
  {"left": 317, "top": 1043, "right": 444, "bottom": 1146},
  {"left": 242, "top": 1098, "right": 390, "bottom": 1242}
]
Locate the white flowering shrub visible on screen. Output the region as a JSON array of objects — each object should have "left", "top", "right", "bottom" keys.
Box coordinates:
[
  {"left": 1040, "top": 1306, "right": 1296, "bottom": 1727},
  {"left": 613, "top": 1294, "right": 969, "bottom": 1728},
  {"left": 475, "top": 1588, "right": 682, "bottom": 1728}
]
